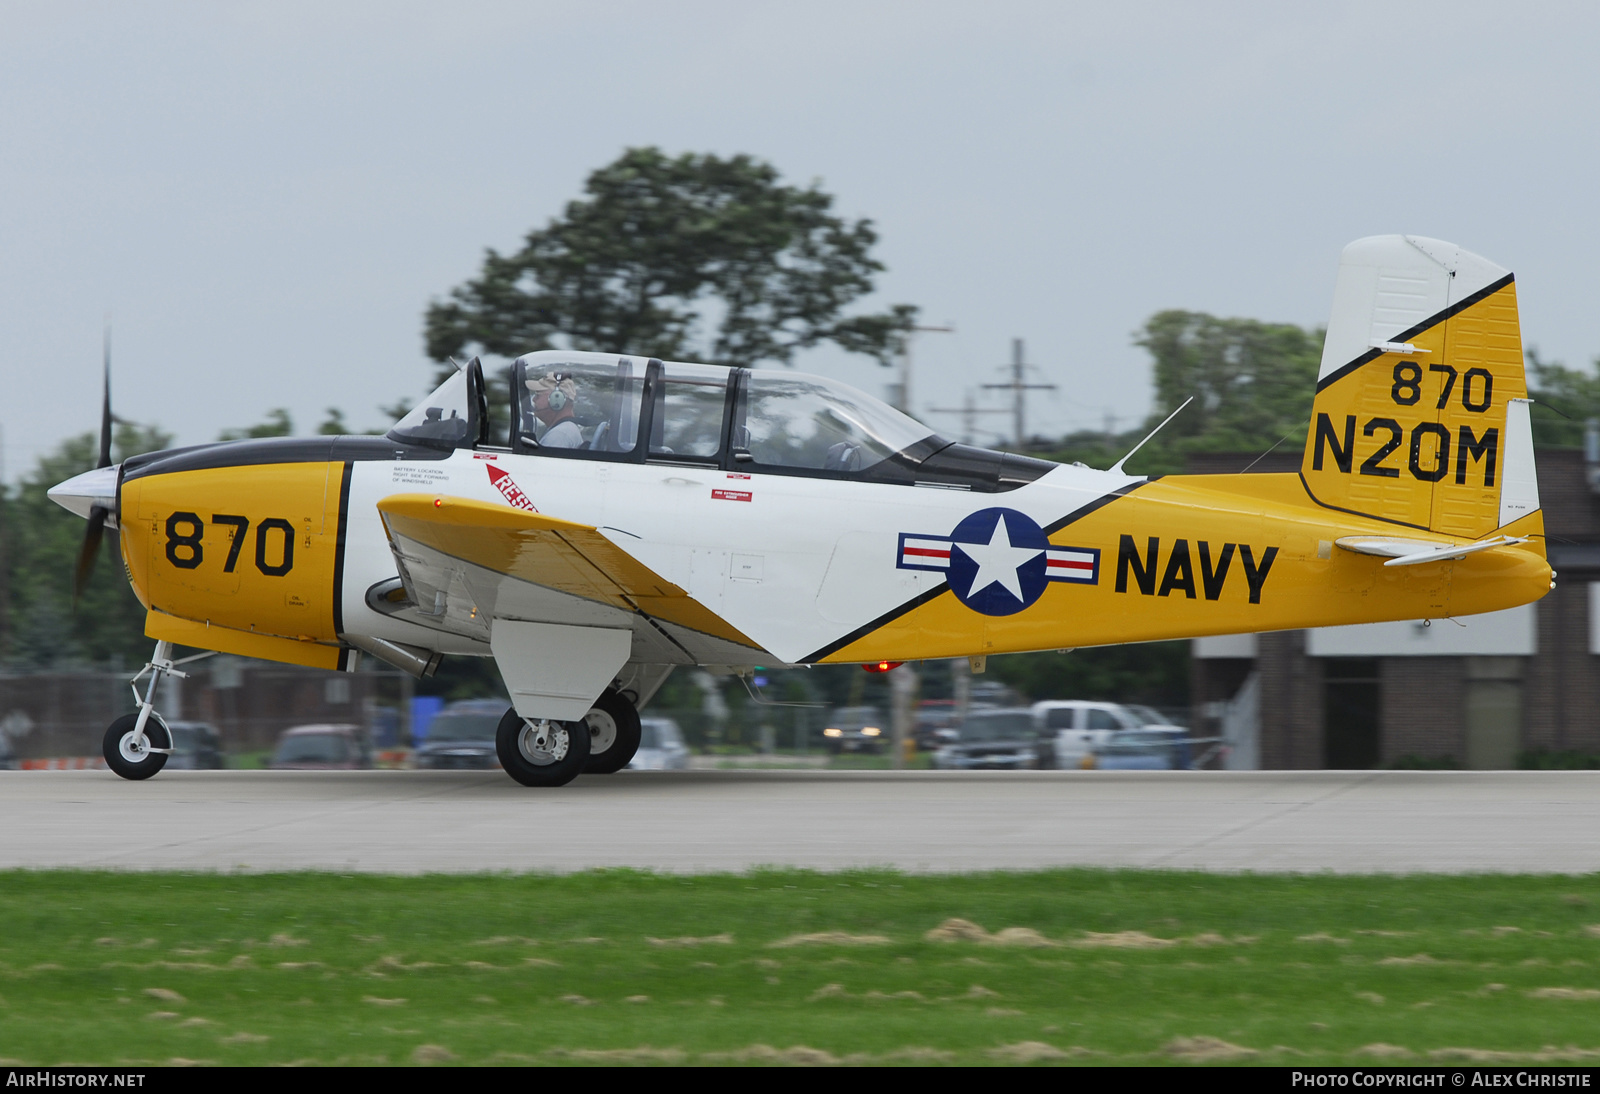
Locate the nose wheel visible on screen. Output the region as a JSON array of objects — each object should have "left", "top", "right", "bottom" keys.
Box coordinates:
[
  {"left": 103, "top": 711, "right": 172, "bottom": 780},
  {"left": 495, "top": 709, "right": 591, "bottom": 787}
]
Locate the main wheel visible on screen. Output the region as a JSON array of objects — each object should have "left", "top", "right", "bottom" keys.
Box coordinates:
[
  {"left": 582, "top": 689, "right": 642, "bottom": 774},
  {"left": 103, "top": 713, "right": 172, "bottom": 781},
  {"left": 495, "top": 708, "right": 591, "bottom": 787}
]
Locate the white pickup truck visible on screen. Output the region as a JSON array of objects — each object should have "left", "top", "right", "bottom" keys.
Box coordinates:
[{"left": 1031, "top": 701, "right": 1147, "bottom": 769}]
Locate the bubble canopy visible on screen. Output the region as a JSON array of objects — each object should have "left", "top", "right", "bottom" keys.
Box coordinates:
[
  {"left": 390, "top": 350, "right": 1055, "bottom": 492},
  {"left": 507, "top": 350, "right": 939, "bottom": 473}
]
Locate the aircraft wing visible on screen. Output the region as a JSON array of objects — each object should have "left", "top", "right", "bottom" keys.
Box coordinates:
[{"left": 376, "top": 493, "right": 757, "bottom": 648}]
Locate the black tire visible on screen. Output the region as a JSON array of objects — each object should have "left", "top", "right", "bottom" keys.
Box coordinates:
[
  {"left": 103, "top": 713, "right": 172, "bottom": 781},
  {"left": 495, "top": 708, "right": 591, "bottom": 787},
  {"left": 583, "top": 689, "right": 642, "bottom": 774}
]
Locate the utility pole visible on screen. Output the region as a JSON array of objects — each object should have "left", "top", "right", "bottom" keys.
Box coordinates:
[
  {"left": 928, "top": 390, "right": 1010, "bottom": 445},
  {"left": 982, "top": 338, "right": 1057, "bottom": 449},
  {"left": 891, "top": 323, "right": 955, "bottom": 416},
  {"left": 888, "top": 663, "right": 918, "bottom": 770}
]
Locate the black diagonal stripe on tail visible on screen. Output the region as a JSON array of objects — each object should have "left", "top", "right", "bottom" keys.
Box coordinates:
[{"left": 1315, "top": 273, "right": 1515, "bottom": 394}]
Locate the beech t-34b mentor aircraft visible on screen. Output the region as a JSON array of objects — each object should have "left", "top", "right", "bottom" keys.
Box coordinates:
[{"left": 50, "top": 235, "right": 1553, "bottom": 787}]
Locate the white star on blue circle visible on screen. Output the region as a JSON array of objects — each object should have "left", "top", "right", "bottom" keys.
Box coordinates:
[{"left": 946, "top": 508, "right": 1051, "bottom": 616}]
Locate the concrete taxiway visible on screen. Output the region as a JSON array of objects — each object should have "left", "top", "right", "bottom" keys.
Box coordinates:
[{"left": 4, "top": 769, "right": 1598, "bottom": 874}]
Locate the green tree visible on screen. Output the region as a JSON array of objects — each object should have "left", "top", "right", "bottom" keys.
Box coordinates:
[
  {"left": 987, "top": 644, "right": 1190, "bottom": 710},
  {"left": 1037, "top": 312, "right": 1324, "bottom": 476},
  {"left": 1137, "top": 311, "right": 1324, "bottom": 454},
  {"left": 1525, "top": 348, "right": 1600, "bottom": 448},
  {"left": 218, "top": 408, "right": 293, "bottom": 441},
  {"left": 424, "top": 147, "right": 917, "bottom": 372},
  {"left": 317, "top": 408, "right": 350, "bottom": 436},
  {"left": 4, "top": 422, "right": 172, "bottom": 668}
]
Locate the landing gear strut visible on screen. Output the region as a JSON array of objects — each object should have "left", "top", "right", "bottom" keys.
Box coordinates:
[{"left": 102, "top": 640, "right": 211, "bottom": 781}]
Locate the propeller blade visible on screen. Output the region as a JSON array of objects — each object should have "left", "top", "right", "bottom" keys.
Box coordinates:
[
  {"left": 97, "top": 327, "right": 113, "bottom": 470},
  {"left": 73, "top": 505, "right": 108, "bottom": 606}
]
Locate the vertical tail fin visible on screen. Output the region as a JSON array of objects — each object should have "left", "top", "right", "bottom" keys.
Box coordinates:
[{"left": 1300, "top": 235, "right": 1535, "bottom": 539}]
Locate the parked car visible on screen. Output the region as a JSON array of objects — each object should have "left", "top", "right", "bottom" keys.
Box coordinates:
[
  {"left": 1094, "top": 727, "right": 1190, "bottom": 770},
  {"left": 413, "top": 699, "right": 504, "bottom": 769},
  {"left": 932, "top": 707, "right": 1040, "bottom": 770},
  {"left": 822, "top": 705, "right": 885, "bottom": 755},
  {"left": 164, "top": 721, "right": 225, "bottom": 769},
  {"left": 969, "top": 680, "right": 1019, "bottom": 707},
  {"left": 269, "top": 724, "right": 372, "bottom": 770},
  {"left": 912, "top": 699, "right": 961, "bottom": 751},
  {"left": 627, "top": 717, "right": 691, "bottom": 770},
  {"left": 1031, "top": 701, "right": 1145, "bottom": 769}
]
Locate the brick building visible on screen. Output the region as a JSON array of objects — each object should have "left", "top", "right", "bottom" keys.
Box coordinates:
[{"left": 1190, "top": 449, "right": 1600, "bottom": 768}]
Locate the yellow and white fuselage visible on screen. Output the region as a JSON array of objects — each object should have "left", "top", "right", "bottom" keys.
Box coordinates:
[{"left": 51, "top": 235, "right": 1553, "bottom": 729}]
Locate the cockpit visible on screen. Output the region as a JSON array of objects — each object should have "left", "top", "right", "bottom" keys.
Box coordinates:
[{"left": 389, "top": 351, "right": 1055, "bottom": 493}]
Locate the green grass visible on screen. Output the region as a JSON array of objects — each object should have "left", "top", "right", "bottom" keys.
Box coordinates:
[{"left": 3, "top": 869, "right": 1600, "bottom": 1065}]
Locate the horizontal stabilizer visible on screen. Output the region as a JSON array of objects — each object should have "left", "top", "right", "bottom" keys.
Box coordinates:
[{"left": 1335, "top": 534, "right": 1528, "bottom": 567}]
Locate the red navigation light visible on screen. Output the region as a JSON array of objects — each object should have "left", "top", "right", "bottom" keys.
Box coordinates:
[{"left": 861, "top": 661, "right": 903, "bottom": 673}]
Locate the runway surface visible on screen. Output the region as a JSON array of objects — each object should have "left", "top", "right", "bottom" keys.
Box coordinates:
[{"left": 3, "top": 769, "right": 1597, "bottom": 875}]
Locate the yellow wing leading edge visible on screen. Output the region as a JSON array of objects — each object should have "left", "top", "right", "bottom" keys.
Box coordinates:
[{"left": 376, "top": 493, "right": 759, "bottom": 649}]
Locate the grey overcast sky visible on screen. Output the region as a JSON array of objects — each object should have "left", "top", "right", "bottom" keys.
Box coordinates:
[{"left": 4, "top": 1, "right": 1599, "bottom": 473}]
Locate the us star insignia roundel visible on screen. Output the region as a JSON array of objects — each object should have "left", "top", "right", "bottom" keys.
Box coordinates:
[{"left": 896, "top": 507, "right": 1100, "bottom": 616}]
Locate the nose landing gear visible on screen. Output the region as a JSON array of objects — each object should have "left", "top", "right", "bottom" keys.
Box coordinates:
[{"left": 102, "top": 640, "right": 213, "bottom": 781}]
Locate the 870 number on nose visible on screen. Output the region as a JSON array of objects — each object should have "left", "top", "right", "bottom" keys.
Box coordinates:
[{"left": 164, "top": 512, "right": 295, "bottom": 576}]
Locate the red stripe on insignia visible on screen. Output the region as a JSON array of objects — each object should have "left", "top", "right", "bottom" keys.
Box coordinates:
[{"left": 903, "top": 547, "right": 950, "bottom": 559}]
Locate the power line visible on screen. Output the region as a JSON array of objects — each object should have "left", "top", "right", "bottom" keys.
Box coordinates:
[
  {"left": 927, "top": 390, "right": 1010, "bottom": 445},
  {"left": 981, "top": 338, "right": 1057, "bottom": 448}
]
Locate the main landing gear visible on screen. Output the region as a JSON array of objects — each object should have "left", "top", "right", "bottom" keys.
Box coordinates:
[
  {"left": 495, "top": 709, "right": 591, "bottom": 786},
  {"left": 582, "top": 688, "right": 642, "bottom": 775},
  {"left": 495, "top": 687, "right": 642, "bottom": 787},
  {"left": 102, "top": 640, "right": 212, "bottom": 781}
]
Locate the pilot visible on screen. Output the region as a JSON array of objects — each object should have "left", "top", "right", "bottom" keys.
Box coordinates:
[{"left": 527, "top": 373, "right": 583, "bottom": 448}]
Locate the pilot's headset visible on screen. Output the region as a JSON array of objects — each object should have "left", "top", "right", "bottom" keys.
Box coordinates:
[
  {"left": 530, "top": 372, "right": 576, "bottom": 411},
  {"left": 544, "top": 374, "right": 569, "bottom": 412}
]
